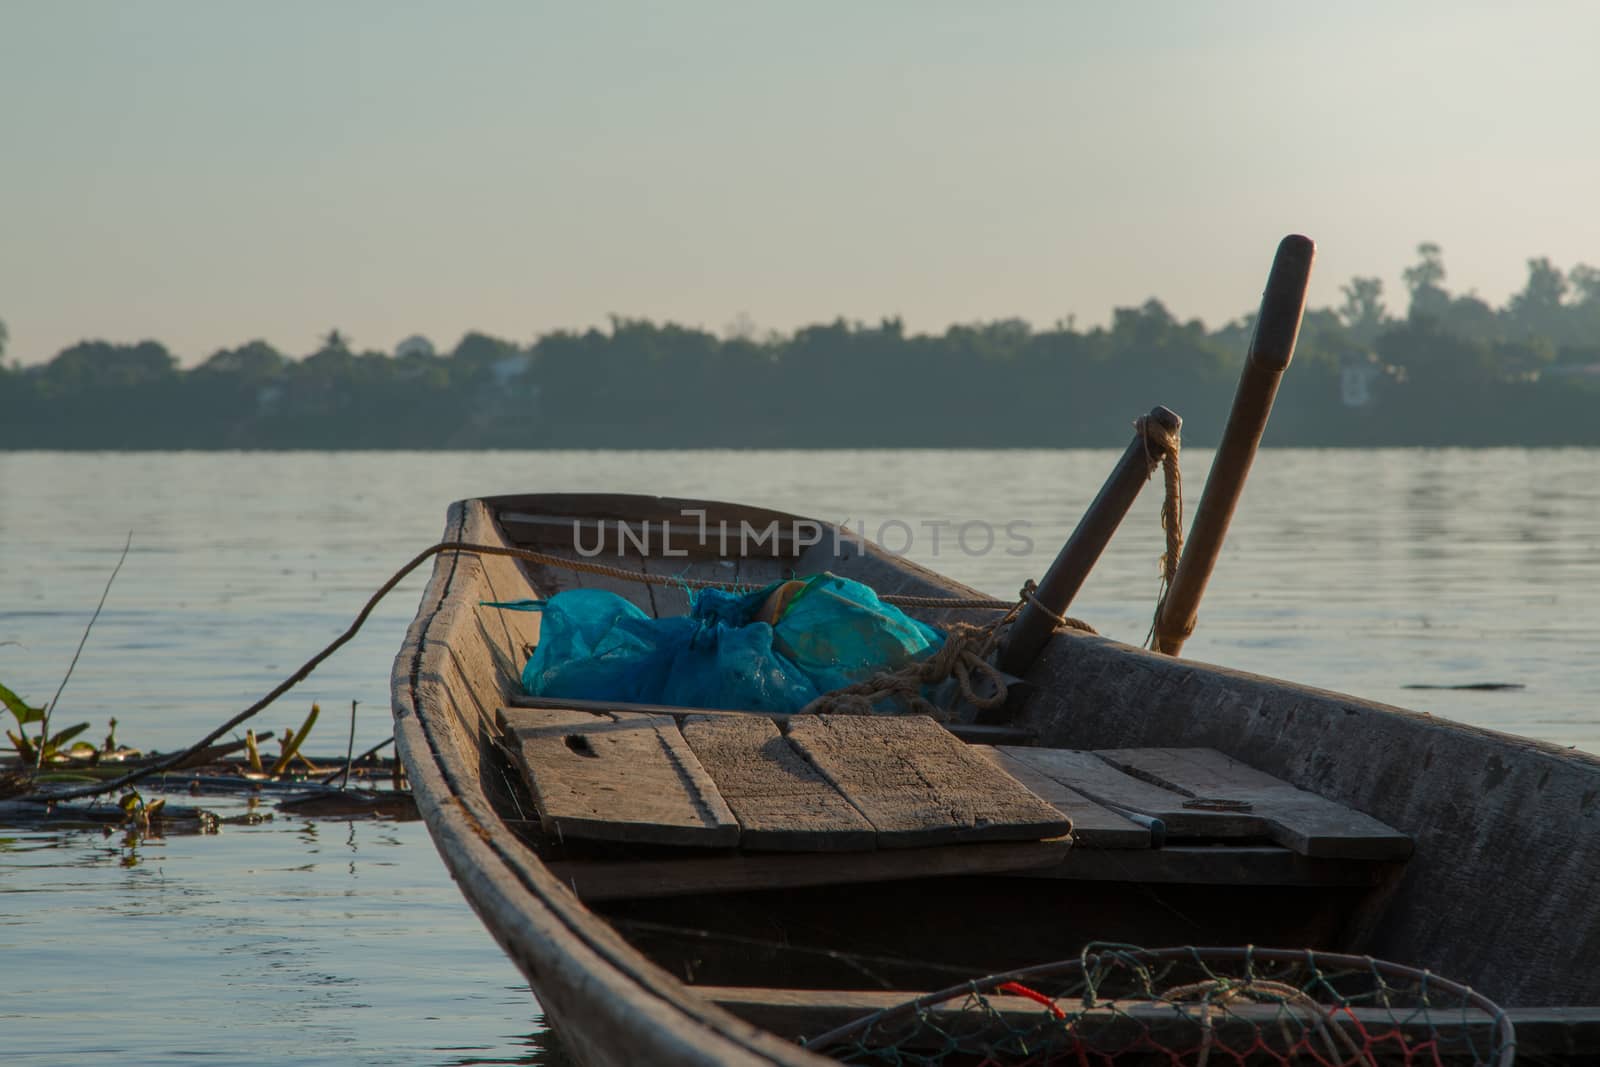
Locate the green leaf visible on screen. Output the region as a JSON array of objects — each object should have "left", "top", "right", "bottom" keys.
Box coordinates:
[
  {"left": 47, "top": 722, "right": 91, "bottom": 750},
  {"left": 0, "top": 682, "right": 45, "bottom": 725},
  {"left": 6, "top": 729, "right": 37, "bottom": 763}
]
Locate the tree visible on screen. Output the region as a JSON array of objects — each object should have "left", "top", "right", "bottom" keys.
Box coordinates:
[
  {"left": 1402, "top": 243, "right": 1450, "bottom": 322},
  {"left": 1505, "top": 257, "right": 1572, "bottom": 344},
  {"left": 0, "top": 317, "right": 7, "bottom": 361},
  {"left": 1338, "top": 276, "right": 1387, "bottom": 339},
  {"left": 450, "top": 331, "right": 523, "bottom": 369},
  {"left": 1570, "top": 264, "right": 1600, "bottom": 305},
  {"left": 1510, "top": 257, "right": 1568, "bottom": 315},
  {"left": 42, "top": 340, "right": 177, "bottom": 391},
  {"left": 195, "top": 340, "right": 288, "bottom": 383}
]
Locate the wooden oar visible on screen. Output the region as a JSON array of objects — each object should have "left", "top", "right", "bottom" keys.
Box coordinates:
[
  {"left": 995, "top": 405, "right": 1183, "bottom": 677},
  {"left": 1151, "top": 234, "right": 1315, "bottom": 656}
]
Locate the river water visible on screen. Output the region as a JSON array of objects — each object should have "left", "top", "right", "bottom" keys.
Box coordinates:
[{"left": 2, "top": 449, "right": 1597, "bottom": 1064}]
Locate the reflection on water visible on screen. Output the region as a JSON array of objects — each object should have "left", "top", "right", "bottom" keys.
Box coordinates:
[
  {"left": 0, "top": 795, "right": 554, "bottom": 1066},
  {"left": 442, "top": 1026, "right": 573, "bottom": 1067},
  {"left": 3, "top": 448, "right": 1599, "bottom": 1063}
]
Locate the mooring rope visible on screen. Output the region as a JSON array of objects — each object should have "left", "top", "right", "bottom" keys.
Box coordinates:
[
  {"left": 30, "top": 540, "right": 1088, "bottom": 802},
  {"left": 799, "top": 578, "right": 1099, "bottom": 719},
  {"left": 1136, "top": 413, "right": 1184, "bottom": 649}
]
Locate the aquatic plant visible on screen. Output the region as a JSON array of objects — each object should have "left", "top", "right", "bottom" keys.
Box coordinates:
[{"left": 0, "top": 680, "right": 94, "bottom": 766}]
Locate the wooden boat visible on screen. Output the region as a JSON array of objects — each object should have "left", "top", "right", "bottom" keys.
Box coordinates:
[{"left": 392, "top": 489, "right": 1600, "bottom": 1066}]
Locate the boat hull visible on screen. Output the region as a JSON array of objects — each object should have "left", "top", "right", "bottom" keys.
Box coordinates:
[{"left": 394, "top": 493, "right": 1600, "bottom": 1064}]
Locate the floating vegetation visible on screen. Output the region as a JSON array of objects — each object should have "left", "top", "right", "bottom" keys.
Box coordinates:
[
  {"left": 1, "top": 692, "right": 415, "bottom": 851},
  {"left": 1, "top": 536, "right": 413, "bottom": 852},
  {"left": 1, "top": 680, "right": 103, "bottom": 768}
]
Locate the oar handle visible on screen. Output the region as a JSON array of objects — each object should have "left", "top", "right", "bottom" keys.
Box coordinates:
[
  {"left": 1151, "top": 234, "right": 1315, "bottom": 656},
  {"left": 996, "top": 405, "right": 1182, "bottom": 677}
]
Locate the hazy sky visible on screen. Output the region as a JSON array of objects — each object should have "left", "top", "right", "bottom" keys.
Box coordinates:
[{"left": 3, "top": 3, "right": 1597, "bottom": 365}]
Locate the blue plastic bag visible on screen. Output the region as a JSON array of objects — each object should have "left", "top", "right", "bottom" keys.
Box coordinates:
[{"left": 502, "top": 573, "right": 942, "bottom": 713}]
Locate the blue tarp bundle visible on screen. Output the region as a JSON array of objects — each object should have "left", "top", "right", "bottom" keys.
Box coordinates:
[{"left": 495, "top": 573, "right": 942, "bottom": 713}]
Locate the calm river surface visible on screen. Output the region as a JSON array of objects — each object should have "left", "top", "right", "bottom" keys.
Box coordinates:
[{"left": 3, "top": 449, "right": 1598, "bottom": 1063}]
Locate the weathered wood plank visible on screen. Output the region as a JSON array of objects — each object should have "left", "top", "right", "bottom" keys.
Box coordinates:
[
  {"left": 786, "top": 716, "right": 1072, "bottom": 848},
  {"left": 507, "top": 695, "right": 1034, "bottom": 746},
  {"left": 638, "top": 554, "right": 743, "bottom": 617},
  {"left": 560, "top": 548, "right": 659, "bottom": 610},
  {"left": 512, "top": 539, "right": 657, "bottom": 610},
  {"left": 999, "top": 745, "right": 1265, "bottom": 838},
  {"left": 970, "top": 746, "right": 1148, "bottom": 849},
  {"left": 1094, "top": 747, "right": 1412, "bottom": 860},
  {"left": 545, "top": 838, "right": 1072, "bottom": 902},
  {"left": 499, "top": 707, "right": 739, "bottom": 847},
  {"left": 680, "top": 714, "right": 875, "bottom": 851}
]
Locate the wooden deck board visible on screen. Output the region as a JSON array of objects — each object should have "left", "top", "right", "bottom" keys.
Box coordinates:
[
  {"left": 499, "top": 707, "right": 739, "bottom": 847},
  {"left": 1094, "top": 747, "right": 1413, "bottom": 860},
  {"left": 507, "top": 695, "right": 1034, "bottom": 746},
  {"left": 1000, "top": 745, "right": 1263, "bottom": 838},
  {"left": 970, "top": 746, "right": 1149, "bottom": 849},
  {"left": 786, "top": 716, "right": 1072, "bottom": 848},
  {"left": 680, "top": 714, "right": 875, "bottom": 852}
]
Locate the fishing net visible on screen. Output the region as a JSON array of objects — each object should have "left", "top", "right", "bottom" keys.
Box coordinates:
[{"left": 806, "top": 945, "right": 1515, "bottom": 1066}]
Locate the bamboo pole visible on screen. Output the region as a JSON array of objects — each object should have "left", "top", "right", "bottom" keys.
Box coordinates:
[
  {"left": 996, "top": 405, "right": 1183, "bottom": 677},
  {"left": 1151, "top": 234, "right": 1315, "bottom": 656}
]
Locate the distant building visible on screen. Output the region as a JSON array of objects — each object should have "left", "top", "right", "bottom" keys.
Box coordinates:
[
  {"left": 395, "top": 335, "right": 436, "bottom": 359},
  {"left": 1341, "top": 361, "right": 1379, "bottom": 408},
  {"left": 255, "top": 384, "right": 284, "bottom": 416},
  {"left": 491, "top": 353, "right": 533, "bottom": 389},
  {"left": 1340, "top": 351, "right": 1404, "bottom": 410}
]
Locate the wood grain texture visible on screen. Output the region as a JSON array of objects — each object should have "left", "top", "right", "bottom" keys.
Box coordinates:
[
  {"left": 786, "top": 716, "right": 1071, "bottom": 848},
  {"left": 680, "top": 714, "right": 875, "bottom": 851},
  {"left": 1094, "top": 747, "right": 1412, "bottom": 860},
  {"left": 970, "top": 745, "right": 1148, "bottom": 848},
  {"left": 501, "top": 707, "right": 739, "bottom": 847},
  {"left": 507, "top": 695, "right": 1032, "bottom": 746},
  {"left": 999, "top": 745, "right": 1264, "bottom": 838},
  {"left": 639, "top": 554, "right": 744, "bottom": 618},
  {"left": 545, "top": 838, "right": 1072, "bottom": 903}
]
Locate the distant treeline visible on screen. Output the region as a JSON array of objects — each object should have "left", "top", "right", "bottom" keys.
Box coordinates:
[{"left": 4, "top": 244, "right": 1600, "bottom": 450}]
